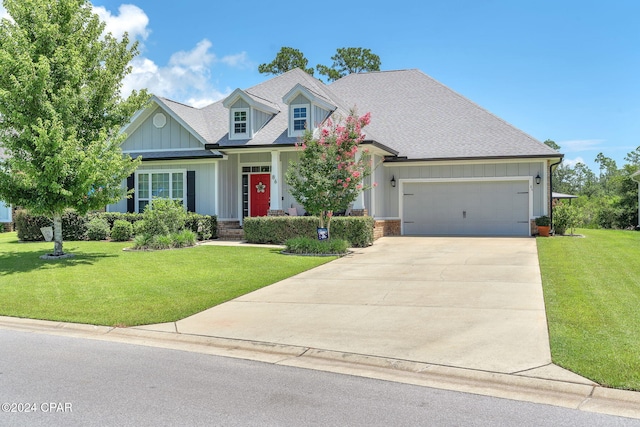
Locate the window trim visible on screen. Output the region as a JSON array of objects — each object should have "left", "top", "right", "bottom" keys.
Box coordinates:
[
  {"left": 230, "top": 107, "right": 251, "bottom": 140},
  {"left": 135, "top": 169, "right": 187, "bottom": 213},
  {"left": 288, "top": 103, "right": 310, "bottom": 137}
]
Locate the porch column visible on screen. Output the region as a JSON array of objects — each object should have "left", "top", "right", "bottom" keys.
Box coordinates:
[
  {"left": 353, "top": 150, "right": 365, "bottom": 210},
  {"left": 270, "top": 151, "right": 282, "bottom": 211}
]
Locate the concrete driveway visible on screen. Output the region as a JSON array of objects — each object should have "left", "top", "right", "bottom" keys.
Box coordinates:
[{"left": 173, "top": 236, "right": 553, "bottom": 375}]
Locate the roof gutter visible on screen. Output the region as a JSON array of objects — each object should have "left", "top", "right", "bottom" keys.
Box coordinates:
[{"left": 383, "top": 154, "right": 564, "bottom": 163}]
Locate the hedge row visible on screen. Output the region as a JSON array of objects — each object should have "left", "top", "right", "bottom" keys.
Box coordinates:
[
  {"left": 14, "top": 209, "right": 217, "bottom": 242},
  {"left": 243, "top": 216, "right": 374, "bottom": 248}
]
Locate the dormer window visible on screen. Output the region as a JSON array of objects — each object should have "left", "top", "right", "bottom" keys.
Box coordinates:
[
  {"left": 293, "top": 105, "right": 309, "bottom": 132},
  {"left": 283, "top": 84, "right": 336, "bottom": 138},
  {"left": 232, "top": 108, "right": 249, "bottom": 138}
]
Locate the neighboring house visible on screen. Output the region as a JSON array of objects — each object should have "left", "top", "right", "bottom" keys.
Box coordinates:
[{"left": 108, "top": 68, "right": 563, "bottom": 237}]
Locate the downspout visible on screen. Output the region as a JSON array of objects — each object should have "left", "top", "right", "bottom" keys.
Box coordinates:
[{"left": 549, "top": 158, "right": 563, "bottom": 232}]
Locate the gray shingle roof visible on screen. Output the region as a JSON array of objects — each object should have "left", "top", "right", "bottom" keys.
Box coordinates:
[
  {"left": 157, "top": 68, "right": 560, "bottom": 160},
  {"left": 328, "top": 69, "right": 560, "bottom": 159}
]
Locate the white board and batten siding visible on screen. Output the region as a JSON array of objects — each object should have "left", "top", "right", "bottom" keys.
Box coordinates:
[{"left": 121, "top": 107, "right": 203, "bottom": 152}]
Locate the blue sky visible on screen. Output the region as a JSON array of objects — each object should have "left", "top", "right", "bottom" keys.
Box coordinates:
[{"left": 2, "top": 1, "right": 638, "bottom": 171}]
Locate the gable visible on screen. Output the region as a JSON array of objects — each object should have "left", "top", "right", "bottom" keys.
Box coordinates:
[{"left": 121, "top": 106, "right": 204, "bottom": 152}]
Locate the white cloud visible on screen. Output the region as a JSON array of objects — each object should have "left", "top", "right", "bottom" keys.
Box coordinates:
[
  {"left": 122, "top": 39, "right": 232, "bottom": 107},
  {"left": 562, "top": 156, "right": 585, "bottom": 168},
  {"left": 220, "top": 52, "right": 251, "bottom": 68},
  {"left": 93, "top": 4, "right": 149, "bottom": 41},
  {"left": 558, "top": 139, "right": 605, "bottom": 153}
]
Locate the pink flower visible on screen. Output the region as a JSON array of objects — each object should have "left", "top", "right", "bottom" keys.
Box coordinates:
[
  {"left": 373, "top": 182, "right": 378, "bottom": 187},
  {"left": 346, "top": 177, "right": 351, "bottom": 182},
  {"left": 352, "top": 171, "right": 360, "bottom": 178},
  {"left": 343, "top": 183, "right": 349, "bottom": 188}
]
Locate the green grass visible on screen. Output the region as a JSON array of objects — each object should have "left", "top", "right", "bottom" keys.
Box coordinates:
[
  {"left": 537, "top": 229, "right": 640, "bottom": 390},
  {"left": 0, "top": 232, "right": 334, "bottom": 327}
]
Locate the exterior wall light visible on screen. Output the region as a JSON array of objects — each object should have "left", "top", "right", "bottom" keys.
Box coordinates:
[
  {"left": 391, "top": 175, "right": 396, "bottom": 188},
  {"left": 535, "top": 174, "right": 541, "bottom": 185}
]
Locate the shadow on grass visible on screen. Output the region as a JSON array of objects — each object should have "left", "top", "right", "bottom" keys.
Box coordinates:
[{"left": 0, "top": 249, "right": 118, "bottom": 276}]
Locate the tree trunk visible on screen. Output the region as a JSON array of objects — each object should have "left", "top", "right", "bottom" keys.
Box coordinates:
[{"left": 52, "top": 213, "right": 64, "bottom": 256}]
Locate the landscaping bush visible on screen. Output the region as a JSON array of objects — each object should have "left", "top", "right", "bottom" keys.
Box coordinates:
[
  {"left": 14, "top": 209, "right": 90, "bottom": 241},
  {"left": 285, "top": 236, "right": 350, "bottom": 255},
  {"left": 171, "top": 229, "right": 197, "bottom": 248},
  {"left": 96, "top": 212, "right": 144, "bottom": 229},
  {"left": 139, "top": 198, "right": 186, "bottom": 237},
  {"left": 133, "top": 233, "right": 153, "bottom": 249},
  {"left": 110, "top": 219, "right": 133, "bottom": 241},
  {"left": 185, "top": 212, "right": 217, "bottom": 240},
  {"left": 244, "top": 216, "right": 318, "bottom": 244},
  {"left": 14, "top": 209, "right": 52, "bottom": 241},
  {"left": 86, "top": 217, "right": 110, "bottom": 241},
  {"left": 61, "top": 210, "right": 88, "bottom": 240},
  {"left": 150, "top": 235, "right": 174, "bottom": 250},
  {"left": 243, "top": 216, "right": 374, "bottom": 247},
  {"left": 330, "top": 216, "right": 374, "bottom": 247}
]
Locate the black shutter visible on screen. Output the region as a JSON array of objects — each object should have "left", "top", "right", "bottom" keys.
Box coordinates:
[
  {"left": 187, "top": 171, "right": 196, "bottom": 212},
  {"left": 126, "top": 174, "right": 135, "bottom": 213}
]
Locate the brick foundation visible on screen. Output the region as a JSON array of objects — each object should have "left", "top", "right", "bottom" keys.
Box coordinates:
[{"left": 373, "top": 219, "right": 401, "bottom": 240}]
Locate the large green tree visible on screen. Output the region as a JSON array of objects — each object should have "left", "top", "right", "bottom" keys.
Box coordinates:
[
  {"left": 0, "top": 0, "right": 148, "bottom": 257},
  {"left": 317, "top": 47, "right": 381, "bottom": 82},
  {"left": 258, "top": 46, "right": 314, "bottom": 76}
]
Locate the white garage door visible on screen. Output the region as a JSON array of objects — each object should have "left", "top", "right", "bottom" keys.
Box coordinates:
[{"left": 402, "top": 180, "right": 530, "bottom": 236}]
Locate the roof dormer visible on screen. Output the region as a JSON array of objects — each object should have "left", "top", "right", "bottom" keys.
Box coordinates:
[
  {"left": 222, "top": 89, "right": 279, "bottom": 140},
  {"left": 282, "top": 84, "right": 336, "bottom": 138}
]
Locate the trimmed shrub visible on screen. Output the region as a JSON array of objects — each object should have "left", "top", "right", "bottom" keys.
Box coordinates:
[
  {"left": 285, "top": 237, "right": 350, "bottom": 255},
  {"left": 86, "top": 217, "right": 110, "bottom": 241},
  {"left": 243, "top": 216, "right": 374, "bottom": 247},
  {"left": 330, "top": 217, "right": 374, "bottom": 247},
  {"left": 14, "top": 209, "right": 52, "bottom": 241},
  {"left": 97, "top": 212, "right": 144, "bottom": 229},
  {"left": 61, "top": 210, "right": 88, "bottom": 240},
  {"left": 110, "top": 219, "right": 133, "bottom": 241},
  {"left": 185, "top": 213, "right": 217, "bottom": 240}
]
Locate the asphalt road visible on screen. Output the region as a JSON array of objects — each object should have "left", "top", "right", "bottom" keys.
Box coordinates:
[{"left": 0, "top": 329, "right": 637, "bottom": 427}]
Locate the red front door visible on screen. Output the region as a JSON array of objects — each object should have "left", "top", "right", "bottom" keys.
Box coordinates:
[{"left": 250, "top": 174, "right": 270, "bottom": 217}]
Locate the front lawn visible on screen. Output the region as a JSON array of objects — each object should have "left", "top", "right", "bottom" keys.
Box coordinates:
[
  {"left": 0, "top": 233, "right": 334, "bottom": 327},
  {"left": 537, "top": 229, "right": 640, "bottom": 390}
]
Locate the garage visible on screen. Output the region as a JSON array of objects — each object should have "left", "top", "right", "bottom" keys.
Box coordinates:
[{"left": 402, "top": 179, "right": 531, "bottom": 236}]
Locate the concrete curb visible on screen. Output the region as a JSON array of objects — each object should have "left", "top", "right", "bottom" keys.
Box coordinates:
[{"left": 1, "top": 316, "right": 639, "bottom": 420}]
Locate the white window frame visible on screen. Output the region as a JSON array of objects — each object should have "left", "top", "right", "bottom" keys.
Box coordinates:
[
  {"left": 230, "top": 107, "right": 250, "bottom": 140},
  {"left": 289, "top": 104, "right": 310, "bottom": 137},
  {"left": 135, "top": 169, "right": 187, "bottom": 213}
]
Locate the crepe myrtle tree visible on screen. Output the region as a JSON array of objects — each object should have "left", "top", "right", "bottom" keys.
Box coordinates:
[
  {"left": 0, "top": 0, "right": 148, "bottom": 257},
  {"left": 285, "top": 110, "right": 374, "bottom": 238}
]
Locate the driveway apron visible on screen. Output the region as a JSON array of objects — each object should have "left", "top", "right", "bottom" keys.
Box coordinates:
[{"left": 175, "top": 237, "right": 551, "bottom": 374}]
